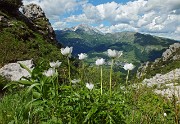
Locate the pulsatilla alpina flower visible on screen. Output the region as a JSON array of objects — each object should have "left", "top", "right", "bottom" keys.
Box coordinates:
[
  {"left": 107, "top": 49, "right": 123, "bottom": 59},
  {"left": 50, "top": 60, "right": 62, "bottom": 68},
  {"left": 86, "top": 83, "right": 94, "bottom": 90},
  {"left": 123, "top": 63, "right": 135, "bottom": 71},
  {"left": 95, "top": 58, "right": 105, "bottom": 66},
  {"left": 61, "top": 46, "right": 73, "bottom": 57},
  {"left": 78, "top": 53, "right": 88, "bottom": 60},
  {"left": 43, "top": 68, "right": 55, "bottom": 77}
]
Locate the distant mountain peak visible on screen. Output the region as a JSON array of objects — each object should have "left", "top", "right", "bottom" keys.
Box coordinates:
[
  {"left": 63, "top": 24, "right": 103, "bottom": 35},
  {"left": 73, "top": 24, "right": 90, "bottom": 31}
]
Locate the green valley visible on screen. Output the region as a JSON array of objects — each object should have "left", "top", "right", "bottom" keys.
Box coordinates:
[{"left": 55, "top": 24, "right": 178, "bottom": 65}]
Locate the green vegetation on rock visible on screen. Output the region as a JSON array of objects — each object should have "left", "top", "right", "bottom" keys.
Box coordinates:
[{"left": 0, "top": 5, "right": 63, "bottom": 67}]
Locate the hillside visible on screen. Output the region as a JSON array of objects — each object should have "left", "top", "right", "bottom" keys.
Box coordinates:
[
  {"left": 137, "top": 43, "right": 180, "bottom": 80},
  {"left": 0, "top": 2, "right": 180, "bottom": 123},
  {"left": 55, "top": 24, "right": 178, "bottom": 65},
  {"left": 0, "top": 3, "right": 63, "bottom": 67},
  {"left": 136, "top": 43, "right": 180, "bottom": 99},
  {"left": 0, "top": 2, "right": 66, "bottom": 90}
]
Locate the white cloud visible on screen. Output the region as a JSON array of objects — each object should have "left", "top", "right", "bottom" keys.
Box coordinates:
[
  {"left": 140, "top": 14, "right": 180, "bottom": 33},
  {"left": 82, "top": 0, "right": 147, "bottom": 25},
  {"left": 114, "top": 0, "right": 147, "bottom": 23},
  {"left": 52, "top": 21, "right": 67, "bottom": 30},
  {"left": 93, "top": 0, "right": 180, "bottom": 40},
  {"left": 144, "top": 0, "right": 180, "bottom": 13},
  {"left": 97, "top": 24, "right": 138, "bottom": 33},
  {"left": 22, "top": 0, "right": 86, "bottom": 19},
  {"left": 23, "top": 0, "right": 180, "bottom": 40},
  {"left": 137, "top": 11, "right": 156, "bottom": 27},
  {"left": 66, "top": 14, "right": 94, "bottom": 24},
  {"left": 175, "top": 27, "right": 180, "bottom": 34},
  {"left": 82, "top": 3, "right": 103, "bottom": 22}
]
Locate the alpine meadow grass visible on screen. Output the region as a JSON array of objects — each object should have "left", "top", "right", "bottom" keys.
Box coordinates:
[{"left": 0, "top": 47, "right": 179, "bottom": 124}]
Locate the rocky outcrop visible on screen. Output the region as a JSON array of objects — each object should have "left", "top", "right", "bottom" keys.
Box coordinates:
[
  {"left": 0, "top": 60, "right": 33, "bottom": 81},
  {"left": 137, "top": 43, "right": 180, "bottom": 79},
  {"left": 22, "top": 4, "right": 45, "bottom": 19},
  {"left": 162, "top": 43, "right": 180, "bottom": 61},
  {"left": 142, "top": 68, "right": 180, "bottom": 98},
  {"left": 0, "top": 16, "right": 6, "bottom": 22},
  {"left": 143, "top": 68, "right": 180, "bottom": 87},
  {"left": 154, "top": 86, "right": 180, "bottom": 98},
  {"left": 21, "top": 3, "right": 57, "bottom": 42},
  {"left": 138, "top": 43, "right": 180, "bottom": 98},
  {"left": 0, "top": 15, "right": 8, "bottom": 27}
]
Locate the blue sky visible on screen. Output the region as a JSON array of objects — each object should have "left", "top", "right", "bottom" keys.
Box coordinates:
[{"left": 23, "top": 0, "right": 180, "bottom": 40}]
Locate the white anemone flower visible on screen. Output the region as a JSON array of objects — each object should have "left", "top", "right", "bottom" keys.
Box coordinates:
[
  {"left": 107, "top": 49, "right": 123, "bottom": 59},
  {"left": 61, "top": 46, "right": 73, "bottom": 57},
  {"left": 43, "top": 68, "right": 55, "bottom": 77},
  {"left": 78, "top": 53, "right": 88, "bottom": 60},
  {"left": 86, "top": 83, "right": 94, "bottom": 90},
  {"left": 164, "top": 113, "right": 167, "bottom": 117},
  {"left": 123, "top": 63, "right": 135, "bottom": 71},
  {"left": 71, "top": 79, "right": 81, "bottom": 84},
  {"left": 50, "top": 60, "right": 62, "bottom": 68},
  {"left": 95, "top": 58, "right": 105, "bottom": 66}
]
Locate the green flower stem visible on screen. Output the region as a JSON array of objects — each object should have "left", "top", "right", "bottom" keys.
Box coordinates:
[
  {"left": 54, "top": 70, "right": 59, "bottom": 122},
  {"left": 109, "top": 59, "right": 114, "bottom": 96},
  {"left": 81, "top": 61, "right": 85, "bottom": 84},
  {"left": 100, "top": 66, "right": 103, "bottom": 95},
  {"left": 125, "top": 70, "right": 130, "bottom": 87},
  {"left": 67, "top": 57, "right": 71, "bottom": 85},
  {"left": 56, "top": 69, "right": 58, "bottom": 104}
]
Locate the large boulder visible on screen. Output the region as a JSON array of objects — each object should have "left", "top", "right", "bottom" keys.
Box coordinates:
[
  {"left": 22, "top": 3, "right": 45, "bottom": 19},
  {"left": 0, "top": 60, "right": 33, "bottom": 81}
]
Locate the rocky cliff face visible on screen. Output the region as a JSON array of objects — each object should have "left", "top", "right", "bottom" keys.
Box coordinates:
[
  {"left": 136, "top": 43, "right": 180, "bottom": 98},
  {"left": 162, "top": 43, "right": 180, "bottom": 61},
  {"left": 0, "top": 3, "right": 58, "bottom": 43},
  {"left": 0, "top": 3, "right": 63, "bottom": 66},
  {"left": 0, "top": 2, "right": 65, "bottom": 91},
  {"left": 137, "top": 42, "right": 180, "bottom": 79},
  {"left": 21, "top": 3, "right": 57, "bottom": 43},
  {"left": 22, "top": 4, "right": 45, "bottom": 19}
]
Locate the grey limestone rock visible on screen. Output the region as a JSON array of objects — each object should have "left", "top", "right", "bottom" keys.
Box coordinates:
[
  {"left": 0, "top": 60, "right": 34, "bottom": 81},
  {"left": 0, "top": 16, "right": 5, "bottom": 22},
  {"left": 22, "top": 4, "right": 45, "bottom": 19},
  {"left": 137, "top": 43, "right": 180, "bottom": 79},
  {"left": 142, "top": 68, "right": 180, "bottom": 98},
  {"left": 162, "top": 43, "right": 180, "bottom": 61},
  {"left": 21, "top": 3, "right": 57, "bottom": 43},
  {"left": 143, "top": 68, "right": 180, "bottom": 87}
]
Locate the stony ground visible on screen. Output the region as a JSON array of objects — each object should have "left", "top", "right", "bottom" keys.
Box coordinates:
[{"left": 143, "top": 68, "right": 180, "bottom": 100}]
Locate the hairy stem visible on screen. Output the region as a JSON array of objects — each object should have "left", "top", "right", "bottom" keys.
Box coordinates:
[
  {"left": 67, "top": 57, "right": 71, "bottom": 85},
  {"left": 125, "top": 70, "right": 130, "bottom": 87},
  {"left": 109, "top": 59, "right": 114, "bottom": 96},
  {"left": 101, "top": 66, "right": 103, "bottom": 95}
]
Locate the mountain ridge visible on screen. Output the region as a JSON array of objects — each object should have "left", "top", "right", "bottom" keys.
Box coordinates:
[
  {"left": 63, "top": 24, "right": 104, "bottom": 35},
  {"left": 55, "top": 25, "right": 178, "bottom": 65}
]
